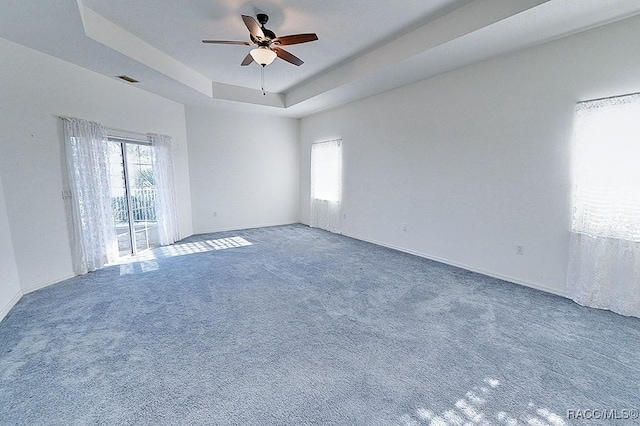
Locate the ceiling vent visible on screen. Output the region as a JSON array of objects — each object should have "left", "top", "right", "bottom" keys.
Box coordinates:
[{"left": 117, "top": 75, "right": 139, "bottom": 83}]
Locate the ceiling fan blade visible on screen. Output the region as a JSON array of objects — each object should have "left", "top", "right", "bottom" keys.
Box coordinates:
[
  {"left": 273, "top": 47, "right": 304, "bottom": 66},
  {"left": 241, "top": 53, "right": 254, "bottom": 66},
  {"left": 202, "top": 40, "right": 252, "bottom": 45},
  {"left": 272, "top": 33, "right": 318, "bottom": 46},
  {"left": 242, "top": 15, "right": 265, "bottom": 40}
]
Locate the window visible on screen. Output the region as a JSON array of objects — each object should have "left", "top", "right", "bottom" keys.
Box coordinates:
[
  {"left": 567, "top": 92, "right": 640, "bottom": 318},
  {"left": 108, "top": 138, "right": 159, "bottom": 256},
  {"left": 310, "top": 139, "right": 342, "bottom": 233},
  {"left": 311, "top": 140, "right": 341, "bottom": 202},
  {"left": 63, "top": 117, "right": 178, "bottom": 274},
  {"left": 572, "top": 93, "right": 640, "bottom": 241}
]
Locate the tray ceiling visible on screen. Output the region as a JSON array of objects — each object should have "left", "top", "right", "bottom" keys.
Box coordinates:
[{"left": 1, "top": 0, "right": 640, "bottom": 117}]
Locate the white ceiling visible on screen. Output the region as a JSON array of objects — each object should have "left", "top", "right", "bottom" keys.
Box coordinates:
[
  {"left": 2, "top": 0, "right": 640, "bottom": 117},
  {"left": 82, "top": 0, "right": 471, "bottom": 94}
]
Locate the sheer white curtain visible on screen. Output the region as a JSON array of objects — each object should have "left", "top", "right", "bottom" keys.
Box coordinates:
[
  {"left": 567, "top": 93, "right": 640, "bottom": 317},
  {"left": 148, "top": 133, "right": 179, "bottom": 245},
  {"left": 310, "top": 139, "right": 342, "bottom": 233},
  {"left": 63, "top": 117, "right": 118, "bottom": 274}
]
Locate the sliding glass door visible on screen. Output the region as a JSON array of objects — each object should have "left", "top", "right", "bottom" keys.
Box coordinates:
[{"left": 108, "top": 140, "right": 159, "bottom": 256}]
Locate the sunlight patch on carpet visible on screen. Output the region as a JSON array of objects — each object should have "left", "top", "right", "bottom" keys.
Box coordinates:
[
  {"left": 402, "top": 377, "right": 567, "bottom": 426},
  {"left": 159, "top": 236, "right": 252, "bottom": 256},
  {"left": 117, "top": 237, "right": 252, "bottom": 274},
  {"left": 114, "top": 237, "right": 253, "bottom": 270}
]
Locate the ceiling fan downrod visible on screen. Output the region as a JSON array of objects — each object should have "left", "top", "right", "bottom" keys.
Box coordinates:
[{"left": 256, "top": 13, "right": 269, "bottom": 26}]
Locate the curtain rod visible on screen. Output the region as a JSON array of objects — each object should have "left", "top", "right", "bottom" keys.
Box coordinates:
[
  {"left": 577, "top": 91, "right": 640, "bottom": 104},
  {"left": 59, "top": 117, "right": 170, "bottom": 141},
  {"left": 107, "top": 127, "right": 150, "bottom": 142},
  {"left": 107, "top": 127, "right": 148, "bottom": 137},
  {"left": 109, "top": 127, "right": 171, "bottom": 140}
]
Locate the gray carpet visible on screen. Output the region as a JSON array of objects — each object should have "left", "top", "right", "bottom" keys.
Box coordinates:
[{"left": 1, "top": 224, "right": 639, "bottom": 425}]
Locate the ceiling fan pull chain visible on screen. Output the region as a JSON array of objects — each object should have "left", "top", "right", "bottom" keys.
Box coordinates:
[{"left": 261, "top": 65, "right": 266, "bottom": 96}]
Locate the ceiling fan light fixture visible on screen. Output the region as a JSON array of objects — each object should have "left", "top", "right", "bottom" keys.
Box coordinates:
[{"left": 250, "top": 47, "right": 277, "bottom": 66}]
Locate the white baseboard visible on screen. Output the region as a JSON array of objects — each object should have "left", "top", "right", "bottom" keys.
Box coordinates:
[
  {"left": 21, "top": 273, "right": 76, "bottom": 295},
  {"left": 194, "top": 221, "right": 301, "bottom": 236},
  {"left": 0, "top": 290, "right": 23, "bottom": 323},
  {"left": 1, "top": 227, "right": 566, "bottom": 323},
  {"left": 342, "top": 231, "right": 568, "bottom": 299}
]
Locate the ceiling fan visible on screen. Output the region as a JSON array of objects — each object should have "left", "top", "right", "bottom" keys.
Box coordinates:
[{"left": 202, "top": 13, "right": 318, "bottom": 67}]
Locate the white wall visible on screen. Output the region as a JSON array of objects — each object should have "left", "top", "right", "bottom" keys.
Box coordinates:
[
  {"left": 0, "top": 172, "right": 21, "bottom": 322},
  {"left": 186, "top": 106, "right": 299, "bottom": 234},
  {"left": 0, "top": 37, "right": 193, "bottom": 294},
  {"left": 300, "top": 15, "right": 640, "bottom": 296}
]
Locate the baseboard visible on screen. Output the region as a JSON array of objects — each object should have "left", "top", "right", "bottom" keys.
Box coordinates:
[
  {"left": 342, "top": 231, "right": 568, "bottom": 299},
  {"left": 0, "top": 290, "right": 23, "bottom": 323},
  {"left": 21, "top": 273, "right": 76, "bottom": 295},
  {"left": 194, "top": 221, "right": 301, "bottom": 235}
]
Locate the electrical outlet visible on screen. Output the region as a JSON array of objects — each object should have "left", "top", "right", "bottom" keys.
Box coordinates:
[
  {"left": 516, "top": 244, "right": 524, "bottom": 255},
  {"left": 402, "top": 224, "right": 408, "bottom": 232}
]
